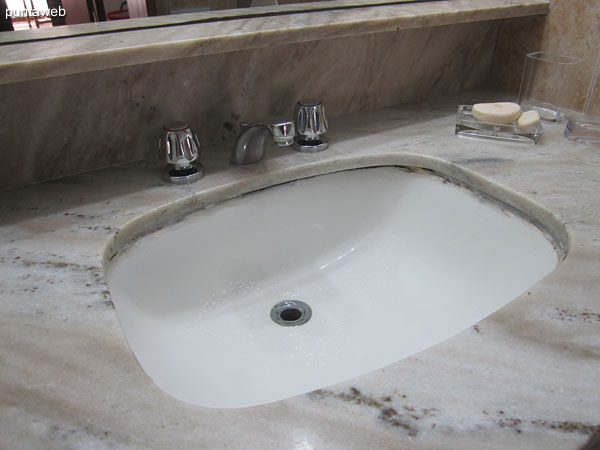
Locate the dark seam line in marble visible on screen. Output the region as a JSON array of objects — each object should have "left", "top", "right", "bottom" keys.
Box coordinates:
[
  {"left": 0, "top": 0, "right": 438, "bottom": 46},
  {"left": 410, "top": 166, "right": 567, "bottom": 260}
]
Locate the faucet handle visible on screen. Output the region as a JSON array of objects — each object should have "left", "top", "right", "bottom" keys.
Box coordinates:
[
  {"left": 268, "top": 119, "right": 295, "bottom": 146},
  {"left": 293, "top": 99, "right": 329, "bottom": 152},
  {"left": 160, "top": 121, "right": 204, "bottom": 184},
  {"left": 241, "top": 119, "right": 295, "bottom": 147},
  {"left": 162, "top": 121, "right": 199, "bottom": 169}
]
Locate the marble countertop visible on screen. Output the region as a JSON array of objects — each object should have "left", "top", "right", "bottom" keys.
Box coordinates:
[
  {"left": 1, "top": 92, "right": 599, "bottom": 449},
  {"left": 0, "top": 0, "right": 548, "bottom": 85}
]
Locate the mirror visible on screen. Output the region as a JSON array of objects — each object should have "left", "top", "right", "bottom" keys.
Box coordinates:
[{"left": 0, "top": 0, "right": 421, "bottom": 41}]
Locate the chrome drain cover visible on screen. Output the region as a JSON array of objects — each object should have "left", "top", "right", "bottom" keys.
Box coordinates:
[{"left": 270, "top": 300, "right": 312, "bottom": 327}]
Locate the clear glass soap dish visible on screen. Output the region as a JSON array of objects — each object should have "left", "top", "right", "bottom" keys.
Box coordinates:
[{"left": 455, "top": 105, "right": 542, "bottom": 144}]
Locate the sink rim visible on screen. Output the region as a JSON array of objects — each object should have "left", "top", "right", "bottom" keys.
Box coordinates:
[{"left": 102, "top": 154, "right": 568, "bottom": 272}]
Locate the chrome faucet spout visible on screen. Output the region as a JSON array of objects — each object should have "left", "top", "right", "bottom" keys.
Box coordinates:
[{"left": 230, "top": 119, "right": 295, "bottom": 165}]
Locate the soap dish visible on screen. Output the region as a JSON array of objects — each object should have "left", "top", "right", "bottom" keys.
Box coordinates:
[{"left": 455, "top": 105, "right": 542, "bottom": 144}]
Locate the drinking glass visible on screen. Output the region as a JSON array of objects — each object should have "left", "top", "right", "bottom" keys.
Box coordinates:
[
  {"left": 518, "top": 52, "right": 582, "bottom": 123},
  {"left": 564, "top": 50, "right": 600, "bottom": 146}
]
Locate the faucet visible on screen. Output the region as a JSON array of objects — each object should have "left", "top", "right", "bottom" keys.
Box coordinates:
[
  {"left": 160, "top": 121, "right": 204, "bottom": 184},
  {"left": 293, "top": 99, "right": 329, "bottom": 152},
  {"left": 230, "top": 99, "right": 329, "bottom": 165},
  {"left": 229, "top": 119, "right": 295, "bottom": 165}
]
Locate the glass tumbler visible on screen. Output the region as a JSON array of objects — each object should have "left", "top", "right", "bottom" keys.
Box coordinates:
[
  {"left": 518, "top": 52, "right": 582, "bottom": 123},
  {"left": 564, "top": 50, "right": 600, "bottom": 146}
]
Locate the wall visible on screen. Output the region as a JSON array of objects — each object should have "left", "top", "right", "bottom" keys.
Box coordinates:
[
  {"left": 62, "top": 0, "right": 91, "bottom": 24},
  {"left": 104, "top": 0, "right": 125, "bottom": 15},
  {"left": 127, "top": 0, "right": 148, "bottom": 18},
  {"left": 0, "top": 20, "right": 498, "bottom": 190},
  {"left": 492, "top": 0, "right": 599, "bottom": 114}
]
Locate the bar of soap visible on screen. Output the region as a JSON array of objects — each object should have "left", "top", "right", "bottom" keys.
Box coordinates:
[
  {"left": 472, "top": 102, "right": 522, "bottom": 124},
  {"left": 517, "top": 109, "right": 541, "bottom": 127}
]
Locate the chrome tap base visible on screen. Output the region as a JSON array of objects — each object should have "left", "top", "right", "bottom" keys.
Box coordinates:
[
  {"left": 164, "top": 162, "right": 205, "bottom": 184},
  {"left": 293, "top": 136, "right": 329, "bottom": 153}
]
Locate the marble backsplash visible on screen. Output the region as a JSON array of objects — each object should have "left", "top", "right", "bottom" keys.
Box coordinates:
[{"left": 0, "top": 20, "right": 498, "bottom": 191}]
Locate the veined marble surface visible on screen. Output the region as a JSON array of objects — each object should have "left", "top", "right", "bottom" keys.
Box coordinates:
[
  {"left": 1, "top": 91, "right": 599, "bottom": 449},
  {"left": 0, "top": 20, "right": 499, "bottom": 191},
  {"left": 0, "top": 0, "right": 549, "bottom": 84}
]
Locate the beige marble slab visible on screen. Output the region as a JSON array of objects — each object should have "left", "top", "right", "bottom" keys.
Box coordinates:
[
  {"left": 0, "top": 20, "right": 498, "bottom": 191},
  {"left": 0, "top": 0, "right": 549, "bottom": 85},
  {"left": 0, "top": 90, "right": 599, "bottom": 449}
]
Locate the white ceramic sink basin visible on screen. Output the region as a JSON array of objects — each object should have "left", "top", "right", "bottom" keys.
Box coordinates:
[{"left": 106, "top": 166, "right": 560, "bottom": 408}]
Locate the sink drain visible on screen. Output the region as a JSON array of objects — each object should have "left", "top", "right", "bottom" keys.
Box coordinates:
[{"left": 270, "top": 300, "right": 312, "bottom": 327}]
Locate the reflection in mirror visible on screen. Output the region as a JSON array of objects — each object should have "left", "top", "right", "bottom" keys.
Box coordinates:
[
  {"left": 1, "top": 0, "right": 429, "bottom": 40},
  {"left": 0, "top": 0, "right": 334, "bottom": 31},
  {"left": 0, "top": 0, "right": 429, "bottom": 46},
  {"left": 136, "top": 0, "right": 333, "bottom": 19},
  {"left": 2, "top": 0, "right": 65, "bottom": 31}
]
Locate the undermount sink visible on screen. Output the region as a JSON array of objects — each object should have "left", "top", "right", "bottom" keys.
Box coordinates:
[{"left": 105, "top": 166, "right": 561, "bottom": 409}]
